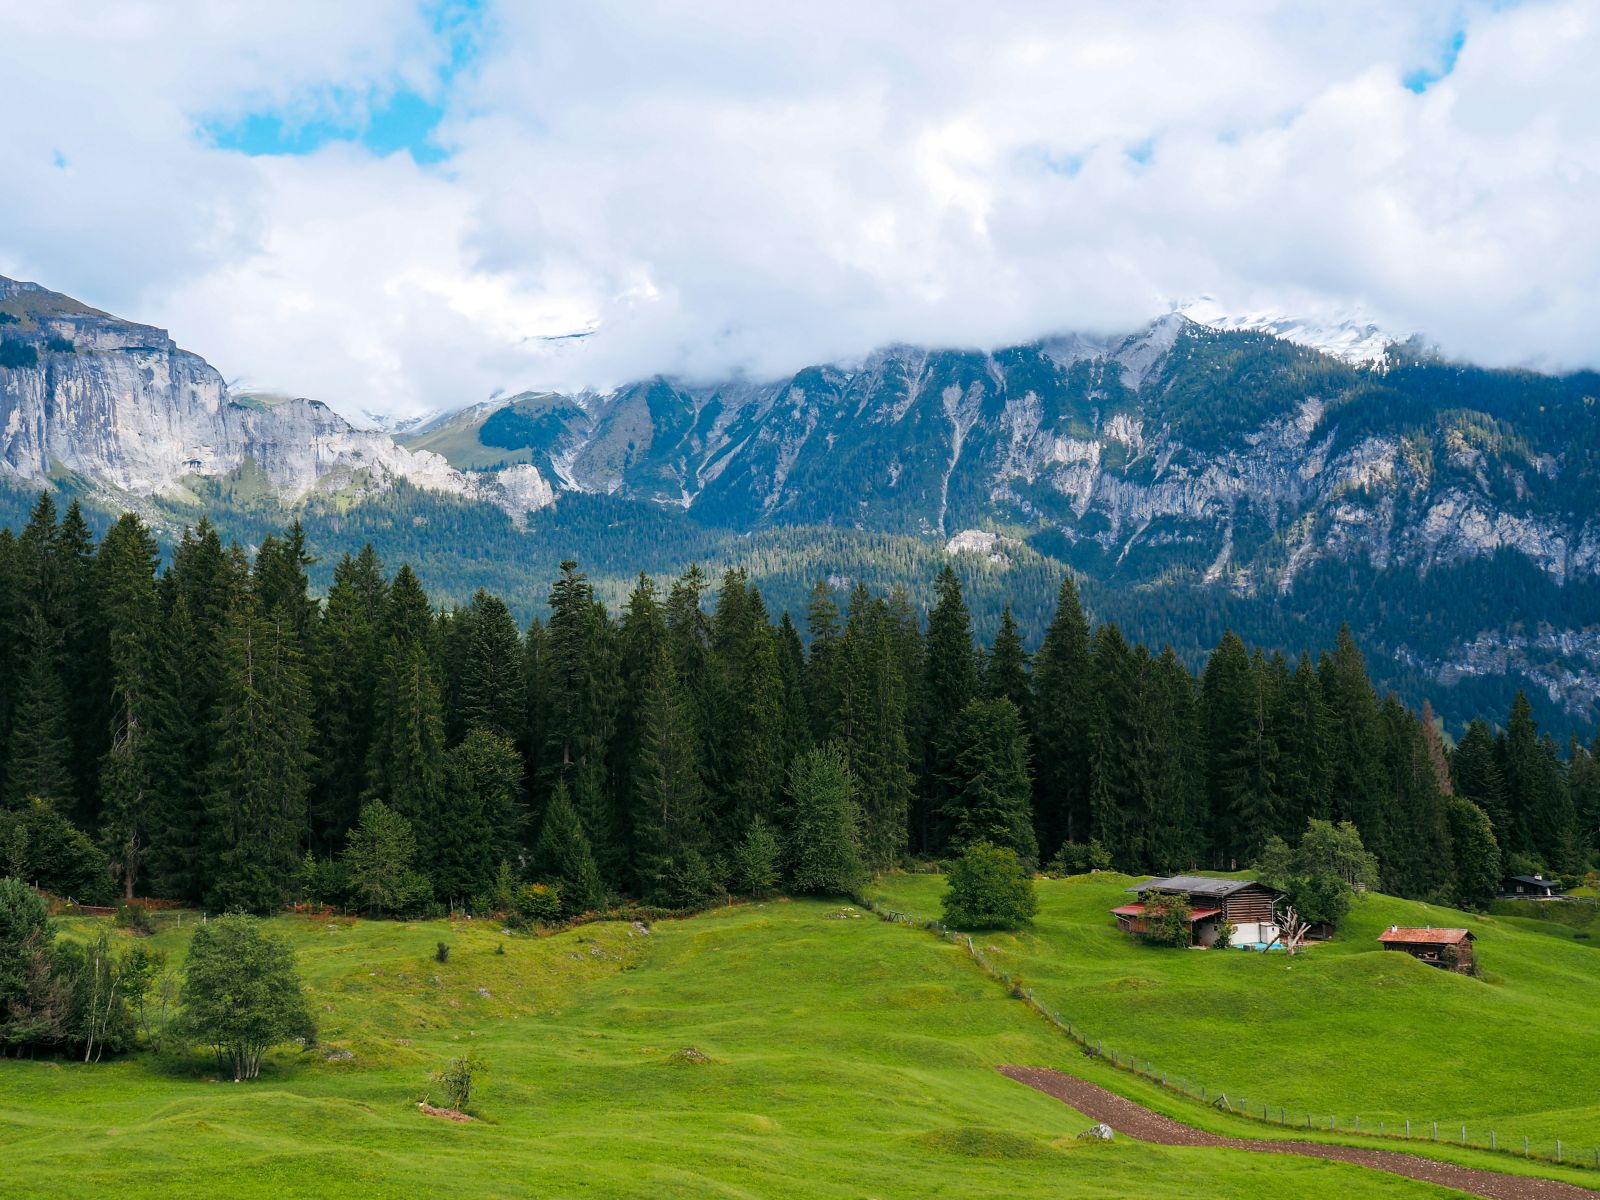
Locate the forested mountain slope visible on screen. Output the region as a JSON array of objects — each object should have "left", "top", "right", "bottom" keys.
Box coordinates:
[{"left": 4, "top": 274, "right": 1600, "bottom": 732}]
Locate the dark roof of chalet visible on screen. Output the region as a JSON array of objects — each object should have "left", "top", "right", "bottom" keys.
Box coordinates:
[
  {"left": 1125, "top": 875, "right": 1282, "bottom": 898},
  {"left": 1503, "top": 875, "right": 1562, "bottom": 889},
  {"left": 1378, "top": 926, "right": 1474, "bottom": 945}
]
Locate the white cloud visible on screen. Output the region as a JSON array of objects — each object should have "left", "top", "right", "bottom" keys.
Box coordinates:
[{"left": 1, "top": 0, "right": 1597, "bottom": 420}]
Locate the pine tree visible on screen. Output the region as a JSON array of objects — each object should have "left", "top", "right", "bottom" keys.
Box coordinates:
[
  {"left": 539, "top": 561, "right": 622, "bottom": 880},
  {"left": 3, "top": 614, "right": 73, "bottom": 808},
  {"left": 774, "top": 612, "right": 813, "bottom": 769},
  {"left": 983, "top": 604, "right": 1031, "bottom": 720},
  {"left": 1319, "top": 626, "right": 1390, "bottom": 869},
  {"left": 839, "top": 597, "right": 913, "bottom": 870},
  {"left": 309, "top": 547, "right": 388, "bottom": 849},
  {"left": 252, "top": 521, "right": 318, "bottom": 647},
  {"left": 1273, "top": 653, "right": 1332, "bottom": 837},
  {"left": 707, "top": 571, "right": 785, "bottom": 844},
  {"left": 805, "top": 580, "right": 845, "bottom": 743},
  {"left": 941, "top": 698, "right": 1038, "bottom": 865},
  {"left": 454, "top": 590, "right": 525, "bottom": 742},
  {"left": 628, "top": 643, "right": 710, "bottom": 902},
  {"left": 1445, "top": 796, "right": 1501, "bottom": 909},
  {"left": 342, "top": 800, "right": 429, "bottom": 916},
  {"left": 1571, "top": 736, "right": 1600, "bottom": 859},
  {"left": 1450, "top": 718, "right": 1508, "bottom": 845},
  {"left": 786, "top": 744, "right": 864, "bottom": 895},
  {"left": 1376, "top": 696, "right": 1454, "bottom": 899},
  {"left": 1201, "top": 632, "right": 1278, "bottom": 867},
  {"left": 144, "top": 598, "right": 207, "bottom": 899},
  {"left": 367, "top": 637, "right": 449, "bottom": 867},
  {"left": 917, "top": 565, "right": 978, "bottom": 852},
  {"left": 204, "top": 601, "right": 313, "bottom": 914},
  {"left": 1031, "top": 576, "right": 1092, "bottom": 853},
  {"left": 93, "top": 514, "right": 160, "bottom": 899},
  {"left": 529, "top": 780, "right": 605, "bottom": 915},
  {"left": 434, "top": 730, "right": 525, "bottom": 906}
]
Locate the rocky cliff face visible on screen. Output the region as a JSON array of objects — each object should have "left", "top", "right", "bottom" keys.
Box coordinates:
[{"left": 0, "top": 276, "right": 555, "bottom": 519}]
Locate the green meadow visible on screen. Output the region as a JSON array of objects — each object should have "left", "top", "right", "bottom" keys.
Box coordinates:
[
  {"left": 869, "top": 872, "right": 1600, "bottom": 1152},
  {"left": 0, "top": 898, "right": 1517, "bottom": 1200}
]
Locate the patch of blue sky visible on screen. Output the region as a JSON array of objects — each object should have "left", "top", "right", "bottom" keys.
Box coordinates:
[
  {"left": 1403, "top": 27, "right": 1466, "bottom": 93},
  {"left": 202, "top": 0, "right": 482, "bottom": 164}
]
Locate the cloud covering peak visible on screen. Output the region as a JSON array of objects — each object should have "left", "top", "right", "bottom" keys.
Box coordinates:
[{"left": 2, "top": 1, "right": 1596, "bottom": 420}]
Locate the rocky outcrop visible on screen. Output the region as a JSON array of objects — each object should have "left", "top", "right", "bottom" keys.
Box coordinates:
[{"left": 0, "top": 276, "right": 555, "bottom": 520}]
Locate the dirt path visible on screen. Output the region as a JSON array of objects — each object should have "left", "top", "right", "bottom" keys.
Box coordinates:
[{"left": 999, "top": 1066, "right": 1597, "bottom": 1200}]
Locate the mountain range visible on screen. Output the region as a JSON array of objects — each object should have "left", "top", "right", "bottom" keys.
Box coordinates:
[{"left": 3, "top": 272, "right": 1598, "bottom": 734}]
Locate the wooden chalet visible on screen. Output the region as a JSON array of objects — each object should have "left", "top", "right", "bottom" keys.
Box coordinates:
[
  {"left": 1499, "top": 874, "right": 1564, "bottom": 900},
  {"left": 1377, "top": 925, "right": 1475, "bottom": 972},
  {"left": 1113, "top": 876, "right": 1283, "bottom": 947}
]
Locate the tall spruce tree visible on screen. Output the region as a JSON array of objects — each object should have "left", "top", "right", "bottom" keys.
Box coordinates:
[
  {"left": 435, "top": 729, "right": 524, "bottom": 906},
  {"left": 1201, "top": 633, "right": 1279, "bottom": 867},
  {"left": 707, "top": 572, "right": 785, "bottom": 845},
  {"left": 1031, "top": 576, "right": 1092, "bottom": 854},
  {"left": 539, "top": 561, "right": 622, "bottom": 880},
  {"left": 530, "top": 780, "right": 605, "bottom": 915},
  {"left": 367, "top": 637, "right": 449, "bottom": 871},
  {"left": 627, "top": 643, "right": 710, "bottom": 902},
  {"left": 1451, "top": 718, "right": 1508, "bottom": 846},
  {"left": 941, "top": 698, "right": 1037, "bottom": 865},
  {"left": 983, "top": 604, "right": 1031, "bottom": 720},
  {"left": 917, "top": 565, "right": 978, "bottom": 852},
  {"left": 310, "top": 547, "right": 388, "bottom": 850},
  {"left": 839, "top": 595, "right": 914, "bottom": 870},
  {"left": 94, "top": 514, "right": 161, "bottom": 898},
  {"left": 204, "top": 600, "right": 313, "bottom": 913},
  {"left": 454, "top": 589, "right": 526, "bottom": 742}
]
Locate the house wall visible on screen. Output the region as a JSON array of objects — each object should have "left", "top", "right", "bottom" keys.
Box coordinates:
[{"left": 1222, "top": 888, "right": 1277, "bottom": 924}]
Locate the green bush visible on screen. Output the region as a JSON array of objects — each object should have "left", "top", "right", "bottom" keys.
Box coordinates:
[
  {"left": 513, "top": 882, "right": 563, "bottom": 925},
  {"left": 0, "top": 798, "right": 113, "bottom": 904},
  {"left": 1046, "top": 839, "right": 1112, "bottom": 877},
  {"left": 1139, "top": 890, "right": 1193, "bottom": 948},
  {"left": 430, "top": 1050, "right": 487, "bottom": 1112},
  {"left": 940, "top": 843, "right": 1037, "bottom": 931},
  {"left": 179, "top": 915, "right": 315, "bottom": 1081}
]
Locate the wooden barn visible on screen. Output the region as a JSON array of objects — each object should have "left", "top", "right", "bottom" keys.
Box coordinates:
[
  {"left": 1113, "top": 876, "right": 1283, "bottom": 947},
  {"left": 1378, "top": 925, "right": 1475, "bottom": 972}
]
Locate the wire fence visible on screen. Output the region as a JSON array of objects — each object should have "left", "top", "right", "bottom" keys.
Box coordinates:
[{"left": 851, "top": 891, "right": 1599, "bottom": 1173}]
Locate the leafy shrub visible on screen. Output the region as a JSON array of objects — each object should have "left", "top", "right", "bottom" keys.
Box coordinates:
[
  {"left": 512, "top": 882, "right": 563, "bottom": 926},
  {"left": 114, "top": 903, "right": 153, "bottom": 935},
  {"left": 179, "top": 915, "right": 315, "bottom": 1081},
  {"left": 430, "top": 1050, "right": 487, "bottom": 1112},
  {"left": 1047, "top": 839, "right": 1112, "bottom": 877},
  {"left": 1139, "top": 890, "right": 1193, "bottom": 948},
  {"left": 434, "top": 941, "right": 449, "bottom": 964},
  {"left": 941, "top": 842, "right": 1037, "bottom": 930},
  {"left": 1213, "top": 918, "right": 1238, "bottom": 949},
  {"left": 0, "top": 798, "right": 113, "bottom": 905}
]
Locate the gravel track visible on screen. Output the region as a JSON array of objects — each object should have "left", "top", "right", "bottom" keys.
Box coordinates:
[{"left": 999, "top": 1065, "right": 1597, "bottom": 1200}]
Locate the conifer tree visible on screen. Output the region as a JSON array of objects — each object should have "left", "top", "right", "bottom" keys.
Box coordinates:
[
  {"left": 94, "top": 514, "right": 160, "bottom": 898},
  {"left": 530, "top": 780, "right": 605, "bottom": 915},
  {"left": 839, "top": 598, "right": 913, "bottom": 869},
  {"left": 628, "top": 643, "right": 709, "bottom": 902},
  {"left": 1273, "top": 653, "right": 1332, "bottom": 836},
  {"left": 917, "top": 565, "right": 977, "bottom": 851},
  {"left": 540, "top": 561, "right": 622, "bottom": 880},
  {"left": 774, "top": 612, "right": 813, "bottom": 768},
  {"left": 3, "top": 615, "right": 73, "bottom": 809},
  {"left": 310, "top": 547, "right": 388, "bottom": 849},
  {"left": 454, "top": 590, "right": 525, "bottom": 742},
  {"left": 941, "top": 698, "right": 1038, "bottom": 865},
  {"left": 1319, "top": 626, "right": 1389, "bottom": 867},
  {"left": 1202, "top": 632, "right": 1278, "bottom": 867},
  {"left": 204, "top": 601, "right": 313, "bottom": 914},
  {"left": 1031, "top": 576, "right": 1092, "bottom": 852},
  {"left": 1445, "top": 796, "right": 1501, "bottom": 908},
  {"left": 434, "top": 730, "right": 524, "bottom": 906},
  {"left": 708, "top": 571, "right": 785, "bottom": 843},
  {"left": 786, "top": 744, "right": 864, "bottom": 895},
  {"left": 1450, "top": 718, "right": 1508, "bottom": 845},
  {"left": 805, "top": 580, "right": 845, "bottom": 743},
  {"left": 367, "top": 637, "right": 449, "bottom": 867},
  {"left": 1376, "top": 696, "right": 1454, "bottom": 899},
  {"left": 983, "top": 604, "right": 1031, "bottom": 720},
  {"left": 252, "top": 521, "right": 317, "bottom": 647},
  {"left": 144, "top": 598, "right": 207, "bottom": 899}
]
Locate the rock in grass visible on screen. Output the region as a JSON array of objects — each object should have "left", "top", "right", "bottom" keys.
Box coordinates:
[
  {"left": 1077, "top": 1123, "right": 1114, "bottom": 1141},
  {"left": 666, "top": 1047, "right": 714, "bottom": 1066}
]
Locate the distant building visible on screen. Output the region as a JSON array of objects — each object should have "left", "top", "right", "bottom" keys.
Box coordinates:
[
  {"left": 1499, "top": 874, "right": 1564, "bottom": 900},
  {"left": 1378, "top": 925, "right": 1475, "bottom": 972},
  {"left": 1112, "top": 876, "right": 1283, "bottom": 947}
]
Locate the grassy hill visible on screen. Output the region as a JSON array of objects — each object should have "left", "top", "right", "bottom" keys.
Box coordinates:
[
  {"left": 0, "top": 899, "right": 1503, "bottom": 1199},
  {"left": 869, "top": 873, "right": 1600, "bottom": 1152}
]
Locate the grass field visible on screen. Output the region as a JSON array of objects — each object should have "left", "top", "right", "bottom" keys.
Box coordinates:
[
  {"left": 0, "top": 899, "right": 1517, "bottom": 1200},
  {"left": 868, "top": 872, "right": 1600, "bottom": 1153}
]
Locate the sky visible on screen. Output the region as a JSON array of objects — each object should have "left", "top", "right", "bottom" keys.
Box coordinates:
[{"left": 1, "top": 1, "right": 1597, "bottom": 423}]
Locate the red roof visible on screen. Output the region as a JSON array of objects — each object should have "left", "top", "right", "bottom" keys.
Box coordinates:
[
  {"left": 1378, "top": 927, "right": 1473, "bottom": 945},
  {"left": 1111, "top": 903, "right": 1222, "bottom": 921}
]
